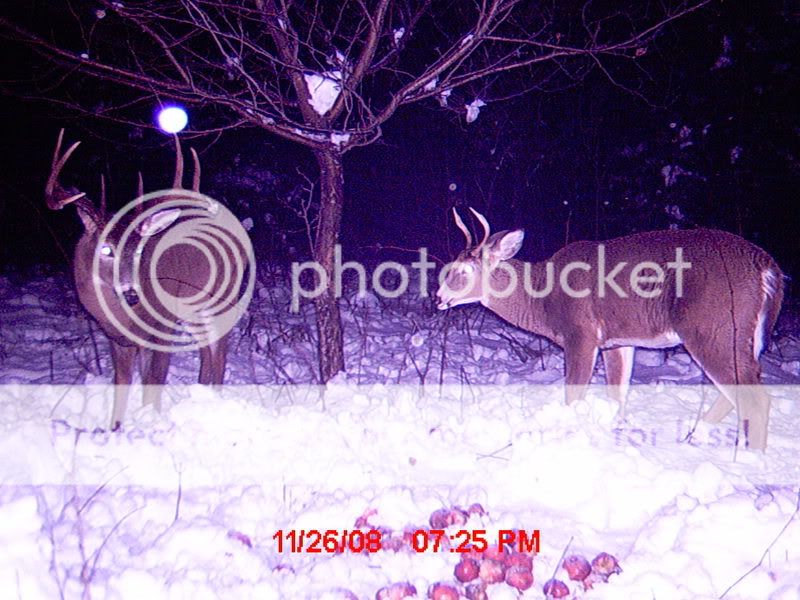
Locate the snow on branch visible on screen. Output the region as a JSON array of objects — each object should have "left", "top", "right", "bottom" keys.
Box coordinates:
[
  {"left": 303, "top": 71, "right": 343, "bottom": 116},
  {"left": 0, "top": 0, "right": 711, "bottom": 150}
]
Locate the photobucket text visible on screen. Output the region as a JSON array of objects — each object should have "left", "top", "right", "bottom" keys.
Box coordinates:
[{"left": 290, "top": 245, "right": 692, "bottom": 312}]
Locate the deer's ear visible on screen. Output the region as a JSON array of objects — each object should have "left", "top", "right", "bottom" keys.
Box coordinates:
[
  {"left": 138, "top": 208, "right": 181, "bottom": 237},
  {"left": 486, "top": 229, "right": 524, "bottom": 261}
]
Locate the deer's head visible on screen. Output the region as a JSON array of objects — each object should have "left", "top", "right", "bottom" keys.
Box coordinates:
[
  {"left": 45, "top": 130, "right": 193, "bottom": 311},
  {"left": 436, "top": 207, "right": 524, "bottom": 310}
]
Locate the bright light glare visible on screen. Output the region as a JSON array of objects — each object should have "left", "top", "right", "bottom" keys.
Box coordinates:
[{"left": 157, "top": 106, "right": 188, "bottom": 134}]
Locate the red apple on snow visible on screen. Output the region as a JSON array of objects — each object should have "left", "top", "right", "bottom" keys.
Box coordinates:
[
  {"left": 429, "top": 508, "right": 451, "bottom": 529},
  {"left": 376, "top": 582, "right": 417, "bottom": 600},
  {"left": 450, "top": 508, "right": 469, "bottom": 525},
  {"left": 591, "top": 552, "right": 622, "bottom": 577},
  {"left": 505, "top": 565, "right": 533, "bottom": 591},
  {"left": 464, "top": 582, "right": 488, "bottom": 600},
  {"left": 482, "top": 544, "right": 509, "bottom": 563},
  {"left": 427, "top": 583, "right": 459, "bottom": 600},
  {"left": 454, "top": 557, "right": 480, "bottom": 582},
  {"left": 478, "top": 558, "right": 506, "bottom": 584},
  {"left": 467, "top": 503, "right": 486, "bottom": 516},
  {"left": 542, "top": 578, "right": 570, "bottom": 598},
  {"left": 429, "top": 507, "right": 468, "bottom": 529},
  {"left": 562, "top": 554, "right": 591, "bottom": 581},
  {"left": 505, "top": 550, "right": 533, "bottom": 571}
]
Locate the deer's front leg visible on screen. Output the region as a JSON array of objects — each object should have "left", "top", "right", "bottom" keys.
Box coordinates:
[
  {"left": 142, "top": 350, "right": 171, "bottom": 413},
  {"left": 199, "top": 334, "right": 229, "bottom": 385},
  {"left": 602, "top": 346, "right": 635, "bottom": 418},
  {"left": 563, "top": 335, "right": 599, "bottom": 406},
  {"left": 110, "top": 341, "right": 137, "bottom": 430}
]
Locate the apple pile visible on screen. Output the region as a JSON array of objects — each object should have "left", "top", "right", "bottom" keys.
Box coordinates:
[
  {"left": 542, "top": 552, "right": 623, "bottom": 598},
  {"left": 365, "top": 505, "right": 621, "bottom": 599},
  {"left": 451, "top": 544, "right": 534, "bottom": 597}
]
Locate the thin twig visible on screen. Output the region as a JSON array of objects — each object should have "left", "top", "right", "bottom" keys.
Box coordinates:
[
  {"left": 547, "top": 535, "right": 574, "bottom": 596},
  {"left": 719, "top": 489, "right": 800, "bottom": 599}
]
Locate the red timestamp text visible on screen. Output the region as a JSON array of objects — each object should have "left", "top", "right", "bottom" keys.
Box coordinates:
[
  {"left": 272, "top": 528, "right": 540, "bottom": 555},
  {"left": 273, "top": 529, "right": 383, "bottom": 553},
  {"left": 410, "top": 529, "right": 540, "bottom": 554}
]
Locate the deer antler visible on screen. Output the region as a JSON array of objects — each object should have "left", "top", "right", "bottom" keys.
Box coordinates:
[
  {"left": 468, "top": 207, "right": 490, "bottom": 247},
  {"left": 190, "top": 148, "right": 201, "bottom": 192},
  {"left": 46, "top": 129, "right": 85, "bottom": 210},
  {"left": 172, "top": 134, "right": 184, "bottom": 189},
  {"left": 170, "top": 136, "right": 201, "bottom": 192},
  {"left": 45, "top": 129, "right": 100, "bottom": 226},
  {"left": 452, "top": 207, "right": 472, "bottom": 249},
  {"left": 99, "top": 174, "right": 107, "bottom": 220}
]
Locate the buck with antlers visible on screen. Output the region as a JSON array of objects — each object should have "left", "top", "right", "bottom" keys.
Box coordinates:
[
  {"left": 437, "top": 207, "right": 784, "bottom": 450},
  {"left": 46, "top": 130, "right": 241, "bottom": 429}
]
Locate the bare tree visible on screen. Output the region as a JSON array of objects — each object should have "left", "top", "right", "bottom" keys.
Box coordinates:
[{"left": 1, "top": 0, "right": 709, "bottom": 381}]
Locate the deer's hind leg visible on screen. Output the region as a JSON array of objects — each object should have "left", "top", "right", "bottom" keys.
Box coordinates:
[{"left": 679, "top": 322, "right": 769, "bottom": 450}]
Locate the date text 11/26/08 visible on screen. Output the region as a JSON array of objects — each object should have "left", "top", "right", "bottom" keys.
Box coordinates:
[{"left": 272, "top": 529, "right": 541, "bottom": 554}]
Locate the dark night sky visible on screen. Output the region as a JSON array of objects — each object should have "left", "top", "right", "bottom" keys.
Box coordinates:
[{"left": 1, "top": 1, "right": 798, "bottom": 286}]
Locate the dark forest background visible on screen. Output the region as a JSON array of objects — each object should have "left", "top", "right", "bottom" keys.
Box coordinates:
[{"left": 1, "top": 1, "right": 798, "bottom": 289}]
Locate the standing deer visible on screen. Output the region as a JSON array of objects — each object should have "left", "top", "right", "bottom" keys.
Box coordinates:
[
  {"left": 437, "top": 207, "right": 784, "bottom": 450},
  {"left": 46, "top": 130, "right": 238, "bottom": 429}
]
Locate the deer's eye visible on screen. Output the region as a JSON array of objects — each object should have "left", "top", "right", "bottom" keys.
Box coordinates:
[
  {"left": 461, "top": 263, "right": 475, "bottom": 275},
  {"left": 99, "top": 245, "right": 114, "bottom": 258}
]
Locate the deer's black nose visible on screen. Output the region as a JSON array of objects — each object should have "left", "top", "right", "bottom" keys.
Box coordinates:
[{"left": 122, "top": 289, "right": 140, "bottom": 306}]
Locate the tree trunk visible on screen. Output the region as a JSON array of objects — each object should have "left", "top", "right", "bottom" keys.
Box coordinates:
[{"left": 313, "top": 148, "right": 345, "bottom": 382}]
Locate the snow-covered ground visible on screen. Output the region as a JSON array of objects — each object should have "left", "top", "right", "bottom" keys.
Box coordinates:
[{"left": 1, "top": 270, "right": 799, "bottom": 599}]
